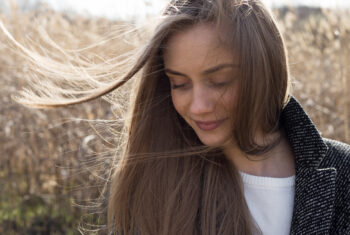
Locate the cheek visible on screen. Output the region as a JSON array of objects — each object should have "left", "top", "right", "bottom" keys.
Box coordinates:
[
  {"left": 221, "top": 88, "right": 238, "bottom": 114},
  {"left": 171, "top": 92, "right": 185, "bottom": 116}
]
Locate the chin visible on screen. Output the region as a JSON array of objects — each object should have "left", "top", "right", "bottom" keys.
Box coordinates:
[{"left": 198, "top": 135, "right": 230, "bottom": 148}]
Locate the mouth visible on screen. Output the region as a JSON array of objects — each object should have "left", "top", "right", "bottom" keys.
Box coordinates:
[{"left": 195, "top": 118, "right": 227, "bottom": 131}]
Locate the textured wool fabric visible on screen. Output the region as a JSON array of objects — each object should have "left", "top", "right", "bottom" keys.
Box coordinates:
[{"left": 280, "top": 96, "right": 350, "bottom": 234}]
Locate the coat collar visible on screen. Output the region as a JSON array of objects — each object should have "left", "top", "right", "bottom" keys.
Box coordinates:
[
  {"left": 280, "top": 96, "right": 328, "bottom": 170},
  {"left": 280, "top": 96, "right": 337, "bottom": 234}
]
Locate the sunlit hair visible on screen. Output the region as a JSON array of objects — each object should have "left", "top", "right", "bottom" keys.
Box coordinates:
[{"left": 2, "top": 0, "right": 290, "bottom": 234}]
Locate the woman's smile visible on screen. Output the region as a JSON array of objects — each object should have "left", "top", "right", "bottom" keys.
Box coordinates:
[{"left": 194, "top": 118, "right": 228, "bottom": 131}]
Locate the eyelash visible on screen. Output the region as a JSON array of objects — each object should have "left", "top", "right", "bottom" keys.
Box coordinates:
[
  {"left": 171, "top": 84, "right": 186, "bottom": 89},
  {"left": 212, "top": 81, "right": 229, "bottom": 87},
  {"left": 171, "top": 82, "right": 229, "bottom": 90}
]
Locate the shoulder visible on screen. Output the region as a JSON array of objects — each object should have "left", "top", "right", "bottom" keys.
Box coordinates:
[
  {"left": 321, "top": 138, "right": 350, "bottom": 185},
  {"left": 324, "top": 138, "right": 350, "bottom": 153},
  {"left": 321, "top": 138, "right": 350, "bottom": 233},
  {"left": 322, "top": 138, "right": 350, "bottom": 170},
  {"left": 321, "top": 138, "right": 350, "bottom": 173},
  {"left": 322, "top": 138, "right": 350, "bottom": 191}
]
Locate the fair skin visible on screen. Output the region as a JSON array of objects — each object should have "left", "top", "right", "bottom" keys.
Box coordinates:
[{"left": 163, "top": 23, "right": 295, "bottom": 178}]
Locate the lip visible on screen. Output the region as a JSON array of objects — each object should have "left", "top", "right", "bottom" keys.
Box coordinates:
[{"left": 195, "top": 119, "right": 227, "bottom": 131}]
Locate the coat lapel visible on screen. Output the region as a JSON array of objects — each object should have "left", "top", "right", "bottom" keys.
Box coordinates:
[{"left": 281, "top": 97, "right": 337, "bottom": 234}]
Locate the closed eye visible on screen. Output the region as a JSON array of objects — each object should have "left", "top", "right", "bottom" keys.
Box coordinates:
[
  {"left": 209, "top": 79, "right": 233, "bottom": 88},
  {"left": 166, "top": 74, "right": 190, "bottom": 90},
  {"left": 169, "top": 79, "right": 192, "bottom": 89},
  {"left": 213, "top": 81, "right": 230, "bottom": 87},
  {"left": 171, "top": 84, "right": 186, "bottom": 89}
]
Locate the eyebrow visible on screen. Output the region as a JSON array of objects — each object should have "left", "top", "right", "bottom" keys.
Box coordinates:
[{"left": 164, "top": 63, "right": 238, "bottom": 77}]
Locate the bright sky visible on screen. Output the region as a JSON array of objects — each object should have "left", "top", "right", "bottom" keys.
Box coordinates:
[
  {"left": 45, "top": 0, "right": 165, "bottom": 20},
  {"left": 3, "top": 0, "right": 350, "bottom": 21}
]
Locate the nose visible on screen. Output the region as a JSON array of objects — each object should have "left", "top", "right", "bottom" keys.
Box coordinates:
[{"left": 190, "top": 86, "right": 215, "bottom": 115}]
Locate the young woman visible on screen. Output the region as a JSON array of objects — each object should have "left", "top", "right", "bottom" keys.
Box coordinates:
[{"left": 4, "top": 0, "right": 349, "bottom": 234}]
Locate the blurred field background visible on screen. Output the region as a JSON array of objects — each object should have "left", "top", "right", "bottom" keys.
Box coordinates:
[{"left": 0, "top": 1, "right": 350, "bottom": 234}]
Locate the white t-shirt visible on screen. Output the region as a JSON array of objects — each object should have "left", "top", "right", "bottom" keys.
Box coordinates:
[{"left": 239, "top": 171, "right": 295, "bottom": 235}]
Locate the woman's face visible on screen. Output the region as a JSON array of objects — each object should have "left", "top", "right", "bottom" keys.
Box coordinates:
[{"left": 163, "top": 23, "right": 240, "bottom": 147}]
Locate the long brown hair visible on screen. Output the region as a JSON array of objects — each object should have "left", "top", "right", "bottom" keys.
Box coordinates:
[
  {"left": 107, "top": 1, "right": 290, "bottom": 233},
  {"left": 2, "top": 0, "right": 290, "bottom": 234}
]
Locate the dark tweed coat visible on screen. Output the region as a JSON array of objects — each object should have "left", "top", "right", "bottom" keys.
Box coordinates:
[{"left": 281, "top": 96, "right": 350, "bottom": 235}]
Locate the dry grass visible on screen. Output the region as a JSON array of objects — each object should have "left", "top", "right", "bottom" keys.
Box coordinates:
[
  {"left": 0, "top": 6, "right": 138, "bottom": 234},
  {"left": 0, "top": 4, "right": 349, "bottom": 234},
  {"left": 275, "top": 7, "right": 350, "bottom": 142}
]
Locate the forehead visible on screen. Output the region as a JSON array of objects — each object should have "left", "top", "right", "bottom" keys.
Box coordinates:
[{"left": 163, "top": 23, "right": 235, "bottom": 69}]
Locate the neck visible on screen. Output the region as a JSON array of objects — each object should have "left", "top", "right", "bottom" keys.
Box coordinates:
[{"left": 223, "top": 128, "right": 295, "bottom": 178}]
